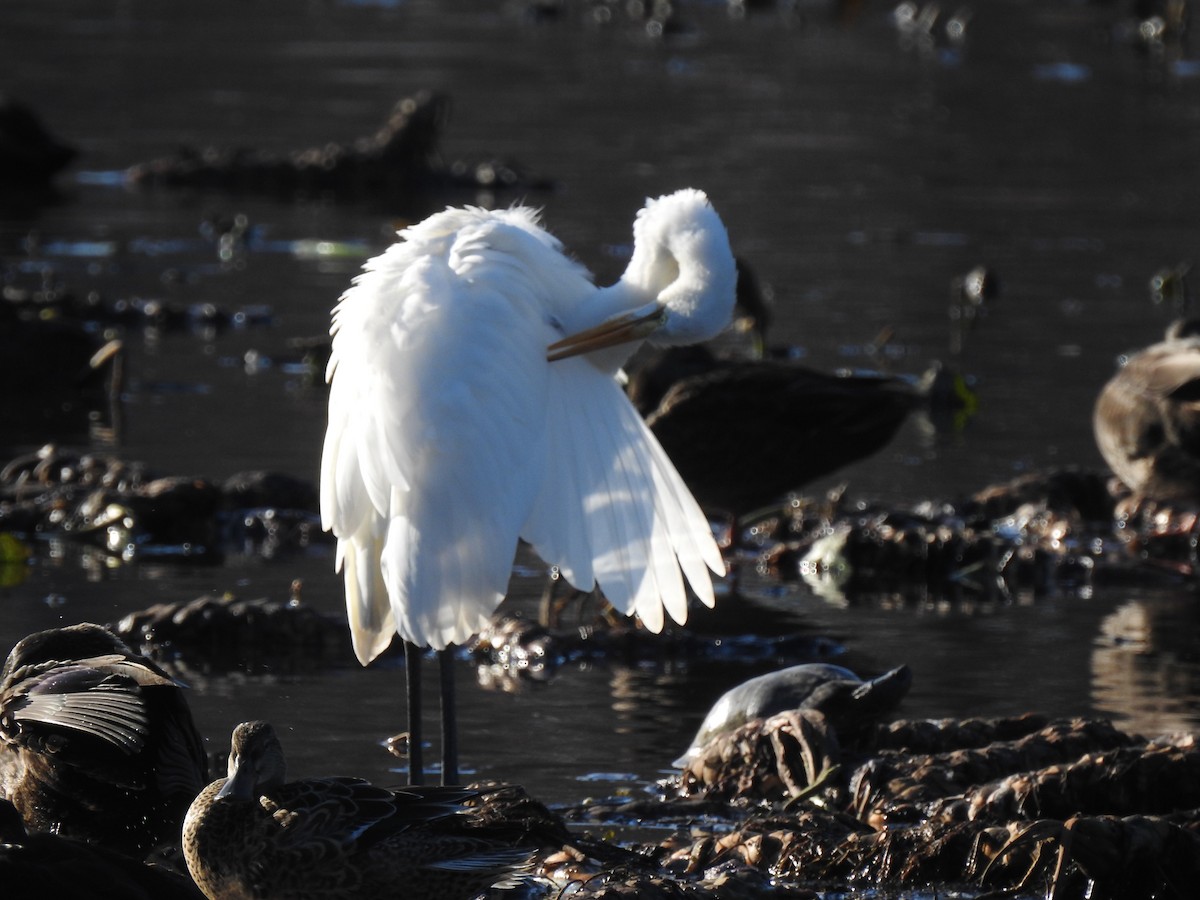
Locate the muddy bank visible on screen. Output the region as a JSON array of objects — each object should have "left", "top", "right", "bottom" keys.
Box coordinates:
[{"left": 3, "top": 619, "right": 1197, "bottom": 899}]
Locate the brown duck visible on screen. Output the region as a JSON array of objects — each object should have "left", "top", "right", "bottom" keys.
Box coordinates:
[
  {"left": 0, "top": 622, "right": 208, "bottom": 857},
  {"left": 1093, "top": 321, "right": 1200, "bottom": 502},
  {"left": 183, "top": 721, "right": 531, "bottom": 900}
]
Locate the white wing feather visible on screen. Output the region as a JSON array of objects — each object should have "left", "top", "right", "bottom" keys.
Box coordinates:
[
  {"left": 520, "top": 359, "right": 724, "bottom": 632},
  {"left": 322, "top": 210, "right": 565, "bottom": 658}
]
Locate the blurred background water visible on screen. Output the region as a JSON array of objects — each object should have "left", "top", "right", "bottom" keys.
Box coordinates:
[{"left": 4, "top": 0, "right": 1200, "bottom": 818}]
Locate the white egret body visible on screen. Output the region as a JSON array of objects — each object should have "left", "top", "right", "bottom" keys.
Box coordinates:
[{"left": 320, "top": 189, "right": 737, "bottom": 780}]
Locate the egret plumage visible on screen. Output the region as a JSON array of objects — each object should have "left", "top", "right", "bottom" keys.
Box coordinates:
[{"left": 320, "top": 189, "right": 736, "bottom": 783}]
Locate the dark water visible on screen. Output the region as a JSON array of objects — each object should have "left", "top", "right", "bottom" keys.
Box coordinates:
[{"left": 5, "top": 0, "right": 1200, "bottom": 820}]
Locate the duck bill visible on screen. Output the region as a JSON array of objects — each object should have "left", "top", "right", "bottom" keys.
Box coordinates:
[
  {"left": 215, "top": 756, "right": 256, "bottom": 801},
  {"left": 547, "top": 306, "right": 665, "bottom": 362}
]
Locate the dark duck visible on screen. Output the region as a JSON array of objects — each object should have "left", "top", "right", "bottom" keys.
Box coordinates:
[
  {"left": 627, "top": 259, "right": 920, "bottom": 514},
  {"left": 0, "top": 623, "right": 208, "bottom": 858}
]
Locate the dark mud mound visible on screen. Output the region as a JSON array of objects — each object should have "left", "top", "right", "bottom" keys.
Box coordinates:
[
  {"left": 125, "top": 91, "right": 549, "bottom": 205},
  {"left": 0, "top": 446, "right": 326, "bottom": 565},
  {"left": 569, "top": 711, "right": 1200, "bottom": 899}
]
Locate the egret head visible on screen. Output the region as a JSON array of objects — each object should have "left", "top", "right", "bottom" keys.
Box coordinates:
[
  {"left": 546, "top": 189, "right": 738, "bottom": 364},
  {"left": 547, "top": 190, "right": 734, "bottom": 362},
  {"left": 626, "top": 189, "right": 738, "bottom": 346}
]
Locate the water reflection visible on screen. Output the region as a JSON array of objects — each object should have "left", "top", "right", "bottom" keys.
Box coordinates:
[{"left": 1092, "top": 592, "right": 1200, "bottom": 738}]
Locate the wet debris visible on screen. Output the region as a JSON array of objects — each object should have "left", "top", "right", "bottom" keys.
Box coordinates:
[
  {"left": 951, "top": 735, "right": 1200, "bottom": 823},
  {"left": 660, "top": 807, "right": 1200, "bottom": 900},
  {"left": 468, "top": 780, "right": 647, "bottom": 873},
  {"left": 737, "top": 467, "right": 1200, "bottom": 605},
  {"left": 0, "top": 445, "right": 326, "bottom": 565},
  {"left": 13, "top": 445, "right": 1200, "bottom": 633},
  {"left": 848, "top": 717, "right": 1142, "bottom": 822},
  {"left": 855, "top": 711, "right": 1053, "bottom": 756},
  {"left": 2, "top": 276, "right": 274, "bottom": 337},
  {"left": 111, "top": 589, "right": 352, "bottom": 678},
  {"left": 468, "top": 614, "right": 845, "bottom": 692},
  {"left": 1110, "top": 0, "right": 1192, "bottom": 62},
  {"left": 641, "top": 713, "right": 1200, "bottom": 899},
  {"left": 1112, "top": 493, "right": 1200, "bottom": 574},
  {"left": 548, "top": 863, "right": 816, "bottom": 899},
  {"left": 7, "top": 446, "right": 1200, "bottom": 612},
  {"left": 124, "top": 91, "right": 549, "bottom": 204},
  {"left": 892, "top": 2, "right": 975, "bottom": 62},
  {"left": 675, "top": 709, "right": 842, "bottom": 804},
  {"left": 110, "top": 598, "right": 840, "bottom": 689}
]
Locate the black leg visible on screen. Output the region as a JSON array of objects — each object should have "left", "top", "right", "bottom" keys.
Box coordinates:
[
  {"left": 439, "top": 647, "right": 458, "bottom": 785},
  {"left": 538, "top": 566, "right": 592, "bottom": 629},
  {"left": 404, "top": 640, "right": 424, "bottom": 786},
  {"left": 538, "top": 565, "right": 562, "bottom": 627}
]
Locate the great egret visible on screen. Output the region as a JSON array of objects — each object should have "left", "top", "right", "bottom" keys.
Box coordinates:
[
  {"left": 1094, "top": 319, "right": 1200, "bottom": 502},
  {"left": 321, "top": 189, "right": 736, "bottom": 784}
]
